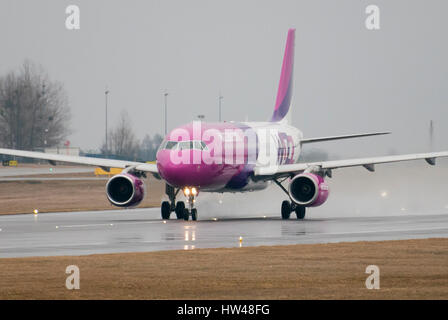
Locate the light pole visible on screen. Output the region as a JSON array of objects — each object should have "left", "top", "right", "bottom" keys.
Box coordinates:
[
  {"left": 429, "top": 120, "right": 434, "bottom": 151},
  {"left": 164, "top": 91, "right": 168, "bottom": 135},
  {"left": 44, "top": 128, "right": 49, "bottom": 147},
  {"left": 105, "top": 88, "right": 109, "bottom": 157},
  {"left": 218, "top": 93, "right": 223, "bottom": 122}
]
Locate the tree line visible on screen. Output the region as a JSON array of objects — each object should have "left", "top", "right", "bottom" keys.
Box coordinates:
[
  {"left": 0, "top": 60, "right": 327, "bottom": 163},
  {"left": 0, "top": 61, "right": 163, "bottom": 162},
  {"left": 99, "top": 110, "right": 163, "bottom": 162},
  {"left": 0, "top": 61, "right": 71, "bottom": 150}
]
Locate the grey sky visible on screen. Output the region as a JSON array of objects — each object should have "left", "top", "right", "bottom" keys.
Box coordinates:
[{"left": 0, "top": 0, "right": 446, "bottom": 158}]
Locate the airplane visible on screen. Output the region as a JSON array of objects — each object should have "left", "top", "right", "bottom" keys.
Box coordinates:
[{"left": 1, "top": 28, "right": 447, "bottom": 221}]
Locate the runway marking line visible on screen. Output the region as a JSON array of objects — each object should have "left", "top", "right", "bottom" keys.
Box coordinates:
[
  {"left": 57, "top": 221, "right": 163, "bottom": 229},
  {"left": 0, "top": 242, "right": 109, "bottom": 250}
]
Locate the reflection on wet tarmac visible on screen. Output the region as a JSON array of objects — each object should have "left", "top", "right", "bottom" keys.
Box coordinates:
[{"left": 1, "top": 207, "right": 448, "bottom": 258}]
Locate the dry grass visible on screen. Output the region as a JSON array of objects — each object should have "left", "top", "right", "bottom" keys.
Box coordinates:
[
  {"left": 0, "top": 238, "right": 447, "bottom": 300},
  {"left": 0, "top": 173, "right": 164, "bottom": 215}
]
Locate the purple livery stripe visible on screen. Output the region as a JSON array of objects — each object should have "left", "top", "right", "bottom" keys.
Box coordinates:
[{"left": 271, "top": 28, "right": 295, "bottom": 122}]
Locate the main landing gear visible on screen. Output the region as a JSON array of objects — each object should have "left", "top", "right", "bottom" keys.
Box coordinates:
[
  {"left": 161, "top": 184, "right": 186, "bottom": 220},
  {"left": 274, "top": 179, "right": 306, "bottom": 220},
  {"left": 160, "top": 184, "right": 199, "bottom": 221},
  {"left": 281, "top": 200, "right": 306, "bottom": 220}
]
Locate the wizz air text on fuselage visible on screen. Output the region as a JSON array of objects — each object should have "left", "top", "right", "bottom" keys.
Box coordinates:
[{"left": 162, "top": 121, "right": 301, "bottom": 167}]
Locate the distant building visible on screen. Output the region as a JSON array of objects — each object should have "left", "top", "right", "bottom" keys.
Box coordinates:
[{"left": 44, "top": 147, "right": 80, "bottom": 157}]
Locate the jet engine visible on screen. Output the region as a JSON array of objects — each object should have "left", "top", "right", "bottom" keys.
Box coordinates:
[
  {"left": 106, "top": 173, "right": 145, "bottom": 207},
  {"left": 288, "top": 173, "right": 329, "bottom": 207}
]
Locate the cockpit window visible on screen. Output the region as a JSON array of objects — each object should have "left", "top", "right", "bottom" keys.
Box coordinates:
[
  {"left": 178, "top": 141, "right": 192, "bottom": 150},
  {"left": 160, "top": 140, "right": 208, "bottom": 151},
  {"left": 165, "top": 141, "right": 178, "bottom": 150},
  {"left": 194, "top": 141, "right": 202, "bottom": 150}
]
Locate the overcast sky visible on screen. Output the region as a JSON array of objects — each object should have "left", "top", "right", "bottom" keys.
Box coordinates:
[{"left": 0, "top": 0, "right": 446, "bottom": 157}]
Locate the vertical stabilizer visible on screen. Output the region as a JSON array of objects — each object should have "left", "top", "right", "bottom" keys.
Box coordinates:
[{"left": 270, "top": 29, "right": 295, "bottom": 123}]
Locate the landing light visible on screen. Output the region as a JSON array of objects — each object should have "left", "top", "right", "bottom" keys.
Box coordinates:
[
  {"left": 381, "top": 191, "right": 388, "bottom": 198},
  {"left": 33, "top": 209, "right": 39, "bottom": 215},
  {"left": 183, "top": 187, "right": 198, "bottom": 196}
]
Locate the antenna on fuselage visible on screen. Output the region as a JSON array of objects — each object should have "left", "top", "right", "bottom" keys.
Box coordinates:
[{"left": 164, "top": 90, "right": 169, "bottom": 135}]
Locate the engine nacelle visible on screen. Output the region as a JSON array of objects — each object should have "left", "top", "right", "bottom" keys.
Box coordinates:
[
  {"left": 288, "top": 173, "right": 329, "bottom": 207},
  {"left": 106, "top": 173, "right": 145, "bottom": 207}
]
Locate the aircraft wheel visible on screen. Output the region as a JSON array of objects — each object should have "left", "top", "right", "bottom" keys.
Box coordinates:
[
  {"left": 183, "top": 209, "right": 190, "bottom": 221},
  {"left": 191, "top": 208, "right": 198, "bottom": 221},
  {"left": 295, "top": 205, "right": 306, "bottom": 220},
  {"left": 281, "top": 200, "right": 291, "bottom": 220},
  {"left": 161, "top": 201, "right": 171, "bottom": 220},
  {"left": 175, "top": 201, "right": 185, "bottom": 219}
]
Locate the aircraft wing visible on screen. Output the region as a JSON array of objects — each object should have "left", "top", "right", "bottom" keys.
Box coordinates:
[
  {"left": 301, "top": 131, "right": 390, "bottom": 144},
  {"left": 0, "top": 148, "right": 159, "bottom": 174},
  {"left": 254, "top": 151, "right": 448, "bottom": 177}
]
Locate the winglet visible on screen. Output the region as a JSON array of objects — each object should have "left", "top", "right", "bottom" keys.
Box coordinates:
[{"left": 271, "top": 28, "right": 295, "bottom": 122}]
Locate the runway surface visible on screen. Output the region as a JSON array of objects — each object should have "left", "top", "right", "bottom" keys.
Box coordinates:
[
  {"left": 0, "top": 177, "right": 108, "bottom": 181},
  {"left": 0, "top": 166, "right": 93, "bottom": 177},
  {"left": 0, "top": 208, "right": 447, "bottom": 258}
]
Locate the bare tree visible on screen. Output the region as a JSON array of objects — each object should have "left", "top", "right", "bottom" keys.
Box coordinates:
[
  {"left": 139, "top": 133, "right": 163, "bottom": 161},
  {"left": 0, "top": 61, "right": 71, "bottom": 149},
  {"left": 102, "top": 110, "right": 139, "bottom": 160}
]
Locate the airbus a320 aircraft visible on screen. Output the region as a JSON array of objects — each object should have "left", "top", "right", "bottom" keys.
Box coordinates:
[{"left": 1, "top": 29, "right": 447, "bottom": 221}]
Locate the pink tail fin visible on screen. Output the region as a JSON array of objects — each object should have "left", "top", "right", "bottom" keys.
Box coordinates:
[{"left": 270, "top": 29, "right": 295, "bottom": 122}]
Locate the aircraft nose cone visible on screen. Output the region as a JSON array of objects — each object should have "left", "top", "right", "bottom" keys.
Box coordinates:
[{"left": 157, "top": 150, "right": 209, "bottom": 187}]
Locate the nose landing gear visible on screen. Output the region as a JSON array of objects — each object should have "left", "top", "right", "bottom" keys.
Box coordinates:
[
  {"left": 182, "top": 187, "right": 198, "bottom": 221},
  {"left": 160, "top": 184, "right": 199, "bottom": 221}
]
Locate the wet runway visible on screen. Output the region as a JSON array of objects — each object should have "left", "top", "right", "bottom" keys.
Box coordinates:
[
  {"left": 0, "top": 166, "right": 93, "bottom": 177},
  {"left": 0, "top": 208, "right": 447, "bottom": 258},
  {"left": 0, "top": 177, "right": 108, "bottom": 181}
]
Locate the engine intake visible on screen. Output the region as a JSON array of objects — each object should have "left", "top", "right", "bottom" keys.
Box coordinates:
[
  {"left": 288, "top": 173, "right": 329, "bottom": 207},
  {"left": 106, "top": 173, "right": 145, "bottom": 207}
]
